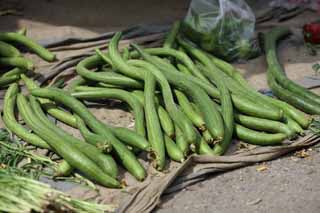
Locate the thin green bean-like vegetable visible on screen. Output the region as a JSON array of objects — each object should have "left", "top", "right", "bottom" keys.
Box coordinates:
[
  {"left": 164, "top": 135, "right": 184, "bottom": 162},
  {"left": 31, "top": 88, "right": 146, "bottom": 181},
  {"left": 287, "top": 116, "right": 304, "bottom": 135},
  {"left": 76, "top": 54, "right": 143, "bottom": 89},
  {"left": 130, "top": 47, "right": 223, "bottom": 144},
  {"left": 67, "top": 76, "right": 88, "bottom": 92},
  {"left": 131, "top": 57, "right": 197, "bottom": 143},
  {"left": 108, "top": 37, "right": 197, "bottom": 144},
  {"left": 23, "top": 75, "right": 148, "bottom": 152},
  {"left": 268, "top": 71, "right": 320, "bottom": 114},
  {"left": 175, "top": 126, "right": 189, "bottom": 156},
  {"left": 122, "top": 47, "right": 130, "bottom": 60},
  {"left": 167, "top": 40, "right": 233, "bottom": 154},
  {"left": 29, "top": 96, "right": 118, "bottom": 178},
  {"left": 0, "top": 57, "right": 33, "bottom": 70},
  {"left": 2, "top": 83, "right": 50, "bottom": 149},
  {"left": 0, "top": 41, "right": 20, "bottom": 57},
  {"left": 144, "top": 44, "right": 226, "bottom": 146},
  {"left": 202, "top": 129, "right": 214, "bottom": 144},
  {"left": 2, "top": 67, "right": 26, "bottom": 77},
  {"left": 163, "top": 21, "right": 180, "bottom": 48},
  {"left": 54, "top": 160, "right": 72, "bottom": 177},
  {"left": 96, "top": 82, "right": 123, "bottom": 89},
  {"left": 209, "top": 52, "right": 311, "bottom": 128},
  {"left": 234, "top": 113, "right": 295, "bottom": 139},
  {"left": 72, "top": 86, "right": 146, "bottom": 138},
  {"left": 235, "top": 124, "right": 286, "bottom": 146},
  {"left": 144, "top": 71, "right": 166, "bottom": 170},
  {"left": 190, "top": 102, "right": 215, "bottom": 144},
  {"left": 197, "top": 61, "right": 284, "bottom": 121},
  {"left": 0, "top": 32, "right": 56, "bottom": 62},
  {"left": 17, "top": 94, "right": 120, "bottom": 187},
  {"left": 0, "top": 75, "right": 20, "bottom": 88},
  {"left": 134, "top": 54, "right": 224, "bottom": 142},
  {"left": 264, "top": 28, "right": 320, "bottom": 114},
  {"left": 158, "top": 105, "right": 175, "bottom": 138},
  {"left": 198, "top": 138, "right": 215, "bottom": 155},
  {"left": 131, "top": 89, "right": 175, "bottom": 138},
  {"left": 133, "top": 47, "right": 276, "bottom": 121},
  {"left": 21, "top": 74, "right": 77, "bottom": 127},
  {"left": 177, "top": 63, "right": 193, "bottom": 75},
  {"left": 265, "top": 27, "right": 320, "bottom": 108},
  {"left": 175, "top": 89, "right": 206, "bottom": 131},
  {"left": 129, "top": 47, "right": 209, "bottom": 83},
  {"left": 75, "top": 115, "right": 112, "bottom": 152},
  {"left": 194, "top": 129, "right": 214, "bottom": 155},
  {"left": 111, "top": 127, "right": 150, "bottom": 151}
]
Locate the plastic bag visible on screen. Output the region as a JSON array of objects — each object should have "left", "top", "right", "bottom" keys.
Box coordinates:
[{"left": 181, "top": 0, "right": 258, "bottom": 61}]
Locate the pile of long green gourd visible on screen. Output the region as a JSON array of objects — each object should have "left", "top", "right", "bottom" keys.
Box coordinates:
[
  {"left": 0, "top": 29, "right": 56, "bottom": 88},
  {"left": 1, "top": 22, "right": 317, "bottom": 188}
]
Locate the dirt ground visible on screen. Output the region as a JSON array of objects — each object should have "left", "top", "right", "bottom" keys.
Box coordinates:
[{"left": 1, "top": 0, "right": 320, "bottom": 212}]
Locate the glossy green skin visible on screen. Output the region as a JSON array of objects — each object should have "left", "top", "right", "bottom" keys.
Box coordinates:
[
  {"left": 76, "top": 115, "right": 112, "bottom": 152},
  {"left": 175, "top": 126, "right": 189, "bottom": 157},
  {"left": 202, "top": 129, "right": 214, "bottom": 144},
  {"left": 130, "top": 58, "right": 197, "bottom": 144},
  {"left": 111, "top": 127, "right": 150, "bottom": 151},
  {"left": 67, "top": 76, "right": 87, "bottom": 92},
  {"left": 129, "top": 49, "right": 224, "bottom": 143},
  {"left": 76, "top": 55, "right": 143, "bottom": 89},
  {"left": 198, "top": 138, "right": 214, "bottom": 155},
  {"left": 131, "top": 89, "right": 176, "bottom": 139},
  {"left": 175, "top": 89, "right": 206, "bottom": 131},
  {"left": 265, "top": 27, "right": 320, "bottom": 109},
  {"left": 135, "top": 46, "right": 283, "bottom": 122},
  {"left": 268, "top": 71, "right": 320, "bottom": 115},
  {"left": 286, "top": 116, "right": 304, "bottom": 135},
  {"left": 21, "top": 74, "right": 78, "bottom": 127},
  {"left": 197, "top": 62, "right": 283, "bottom": 121},
  {"left": 130, "top": 47, "right": 209, "bottom": 82},
  {"left": 234, "top": 113, "right": 295, "bottom": 139},
  {"left": 208, "top": 56, "right": 281, "bottom": 114},
  {"left": 108, "top": 33, "right": 197, "bottom": 144},
  {"left": 176, "top": 39, "right": 233, "bottom": 155},
  {"left": 0, "top": 41, "right": 20, "bottom": 57},
  {"left": 164, "top": 135, "right": 184, "bottom": 162},
  {"left": 211, "top": 54, "right": 311, "bottom": 128},
  {"left": 144, "top": 71, "right": 166, "bottom": 170},
  {"left": 2, "top": 83, "right": 50, "bottom": 149},
  {"left": 163, "top": 21, "right": 180, "bottom": 48},
  {"left": 235, "top": 124, "right": 286, "bottom": 146},
  {"left": 23, "top": 75, "right": 148, "bottom": 154},
  {"left": 16, "top": 94, "right": 120, "bottom": 187},
  {"left": 0, "top": 32, "right": 56, "bottom": 62},
  {"left": 31, "top": 88, "right": 146, "bottom": 181},
  {"left": 0, "top": 57, "right": 33, "bottom": 70},
  {"left": 2, "top": 67, "right": 26, "bottom": 77},
  {"left": 72, "top": 86, "right": 146, "bottom": 138},
  {"left": 29, "top": 96, "right": 118, "bottom": 178},
  {"left": 0, "top": 75, "right": 20, "bottom": 88},
  {"left": 158, "top": 106, "right": 175, "bottom": 138},
  {"left": 54, "top": 160, "right": 72, "bottom": 177},
  {"left": 194, "top": 129, "right": 214, "bottom": 155},
  {"left": 177, "top": 63, "right": 192, "bottom": 75}
]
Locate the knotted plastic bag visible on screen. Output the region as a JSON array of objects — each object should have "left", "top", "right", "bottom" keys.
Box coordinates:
[{"left": 181, "top": 0, "right": 258, "bottom": 61}]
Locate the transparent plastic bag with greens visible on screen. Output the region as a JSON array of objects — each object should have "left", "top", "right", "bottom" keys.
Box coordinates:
[{"left": 181, "top": 0, "right": 258, "bottom": 61}]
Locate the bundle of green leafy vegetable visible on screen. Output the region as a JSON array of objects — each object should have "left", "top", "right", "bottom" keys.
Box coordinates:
[{"left": 0, "top": 129, "right": 116, "bottom": 213}]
